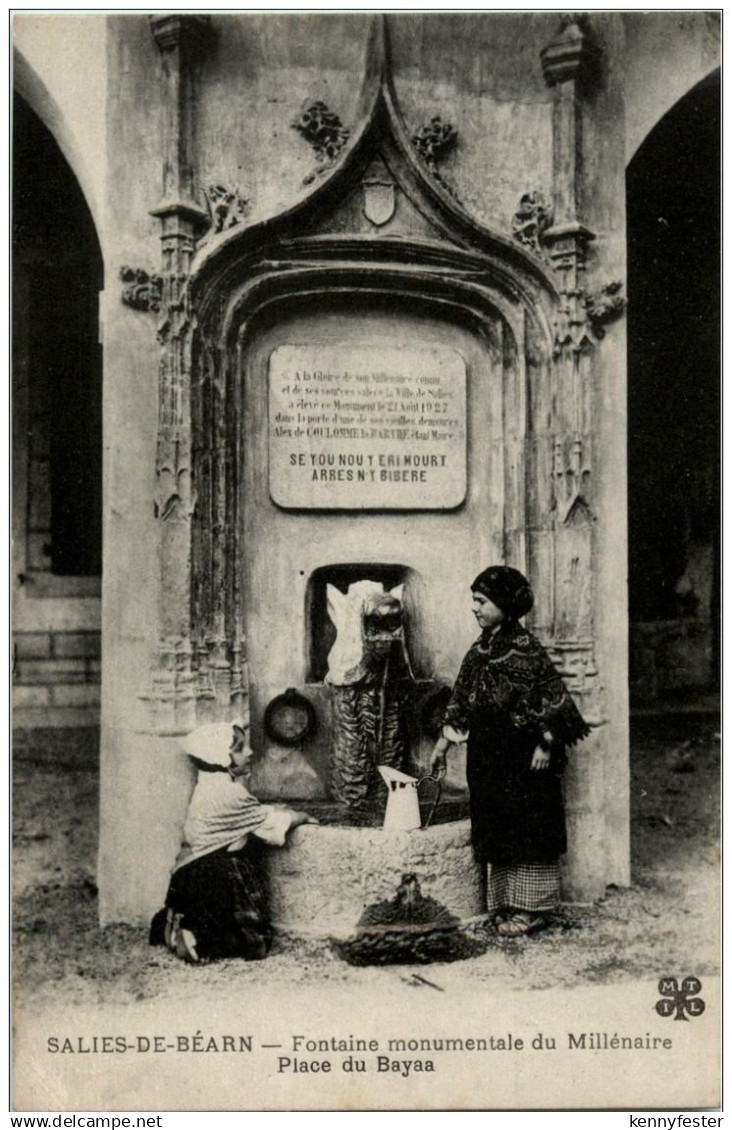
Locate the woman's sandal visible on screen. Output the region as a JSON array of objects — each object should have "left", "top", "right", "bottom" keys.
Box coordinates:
[
  {"left": 175, "top": 928, "right": 200, "bottom": 963},
  {"left": 497, "top": 913, "right": 546, "bottom": 937}
]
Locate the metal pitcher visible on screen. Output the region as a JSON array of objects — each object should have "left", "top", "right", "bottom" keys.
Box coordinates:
[{"left": 377, "top": 765, "right": 442, "bottom": 831}]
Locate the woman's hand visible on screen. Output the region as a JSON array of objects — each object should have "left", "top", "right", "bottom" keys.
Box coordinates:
[
  {"left": 290, "top": 810, "right": 319, "bottom": 827},
  {"left": 431, "top": 751, "right": 447, "bottom": 778},
  {"left": 430, "top": 735, "right": 450, "bottom": 778},
  {"left": 530, "top": 746, "right": 551, "bottom": 772}
]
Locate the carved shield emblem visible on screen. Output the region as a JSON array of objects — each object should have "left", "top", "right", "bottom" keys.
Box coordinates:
[{"left": 363, "top": 179, "right": 396, "bottom": 226}]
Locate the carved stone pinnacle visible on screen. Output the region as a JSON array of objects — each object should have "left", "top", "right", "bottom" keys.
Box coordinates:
[
  {"left": 149, "top": 14, "right": 211, "bottom": 54},
  {"left": 540, "top": 15, "right": 601, "bottom": 87}
]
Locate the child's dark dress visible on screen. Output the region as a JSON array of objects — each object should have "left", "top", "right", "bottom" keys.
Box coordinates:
[{"left": 150, "top": 839, "right": 272, "bottom": 960}]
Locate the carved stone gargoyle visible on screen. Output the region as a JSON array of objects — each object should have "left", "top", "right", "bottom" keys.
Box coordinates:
[{"left": 326, "top": 580, "right": 413, "bottom": 810}]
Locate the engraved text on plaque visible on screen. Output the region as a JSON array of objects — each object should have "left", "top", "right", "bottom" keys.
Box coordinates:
[{"left": 268, "top": 344, "right": 467, "bottom": 509}]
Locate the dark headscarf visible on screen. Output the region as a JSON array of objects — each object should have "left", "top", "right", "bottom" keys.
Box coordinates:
[{"left": 471, "top": 566, "right": 534, "bottom": 621}]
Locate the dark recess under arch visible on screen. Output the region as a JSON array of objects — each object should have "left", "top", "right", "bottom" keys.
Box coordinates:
[
  {"left": 626, "top": 72, "right": 720, "bottom": 692},
  {"left": 13, "top": 92, "right": 104, "bottom": 579}
]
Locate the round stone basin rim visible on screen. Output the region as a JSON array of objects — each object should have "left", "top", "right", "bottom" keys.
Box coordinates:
[{"left": 285, "top": 817, "right": 472, "bottom": 838}]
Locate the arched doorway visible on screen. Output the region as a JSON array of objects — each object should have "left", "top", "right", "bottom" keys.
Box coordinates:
[
  {"left": 626, "top": 71, "right": 720, "bottom": 706},
  {"left": 13, "top": 91, "right": 104, "bottom": 727}
]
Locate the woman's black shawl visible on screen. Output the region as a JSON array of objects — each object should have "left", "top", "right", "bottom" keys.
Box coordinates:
[{"left": 443, "top": 620, "right": 590, "bottom": 747}]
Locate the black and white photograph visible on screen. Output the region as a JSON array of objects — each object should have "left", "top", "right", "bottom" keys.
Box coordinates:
[{"left": 11, "top": 9, "right": 721, "bottom": 1112}]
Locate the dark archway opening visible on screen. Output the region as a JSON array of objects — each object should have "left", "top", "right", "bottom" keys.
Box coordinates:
[
  {"left": 13, "top": 92, "right": 103, "bottom": 580},
  {"left": 626, "top": 72, "right": 720, "bottom": 704}
]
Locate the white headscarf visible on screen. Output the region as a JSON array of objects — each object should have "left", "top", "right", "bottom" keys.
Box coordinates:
[{"left": 179, "top": 722, "right": 244, "bottom": 768}]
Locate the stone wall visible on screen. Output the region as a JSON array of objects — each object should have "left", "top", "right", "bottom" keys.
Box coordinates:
[{"left": 13, "top": 630, "right": 101, "bottom": 728}]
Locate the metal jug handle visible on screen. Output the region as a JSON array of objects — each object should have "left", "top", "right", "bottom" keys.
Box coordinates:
[{"left": 417, "top": 773, "right": 442, "bottom": 829}]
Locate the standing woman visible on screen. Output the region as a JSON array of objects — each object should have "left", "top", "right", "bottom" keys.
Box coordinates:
[{"left": 431, "top": 567, "right": 590, "bottom": 937}]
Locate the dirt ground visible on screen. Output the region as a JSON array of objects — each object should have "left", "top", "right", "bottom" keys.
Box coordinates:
[{"left": 12, "top": 715, "right": 720, "bottom": 1011}]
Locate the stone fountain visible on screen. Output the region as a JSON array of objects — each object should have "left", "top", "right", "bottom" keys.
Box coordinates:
[{"left": 258, "top": 578, "right": 483, "bottom": 945}]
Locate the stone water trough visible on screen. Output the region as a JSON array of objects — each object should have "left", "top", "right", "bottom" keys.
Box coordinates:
[
  {"left": 263, "top": 795, "right": 483, "bottom": 941},
  {"left": 259, "top": 580, "right": 485, "bottom": 952}
]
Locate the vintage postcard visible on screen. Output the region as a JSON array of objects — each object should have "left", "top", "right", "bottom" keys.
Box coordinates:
[{"left": 12, "top": 9, "right": 720, "bottom": 1112}]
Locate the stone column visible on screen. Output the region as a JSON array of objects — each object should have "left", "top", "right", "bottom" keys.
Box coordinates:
[
  {"left": 145, "top": 15, "right": 211, "bottom": 734},
  {"left": 540, "top": 16, "right": 616, "bottom": 896},
  {"left": 540, "top": 15, "right": 600, "bottom": 702}
]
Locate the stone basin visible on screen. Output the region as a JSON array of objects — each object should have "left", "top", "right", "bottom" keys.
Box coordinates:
[{"left": 264, "top": 791, "right": 482, "bottom": 939}]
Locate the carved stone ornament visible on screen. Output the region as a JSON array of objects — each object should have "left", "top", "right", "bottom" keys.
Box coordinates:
[
  {"left": 292, "top": 101, "right": 350, "bottom": 185},
  {"left": 586, "top": 281, "right": 626, "bottom": 337},
  {"left": 512, "top": 191, "right": 552, "bottom": 255},
  {"left": 203, "top": 185, "right": 250, "bottom": 235},
  {"left": 411, "top": 116, "right": 457, "bottom": 166},
  {"left": 552, "top": 286, "right": 593, "bottom": 360},
  {"left": 541, "top": 14, "right": 601, "bottom": 88},
  {"left": 362, "top": 158, "right": 397, "bottom": 226},
  {"left": 560, "top": 12, "right": 590, "bottom": 33},
  {"left": 411, "top": 116, "right": 459, "bottom": 200},
  {"left": 154, "top": 435, "right": 196, "bottom": 522},
  {"left": 552, "top": 435, "right": 592, "bottom": 524},
  {"left": 362, "top": 175, "right": 396, "bottom": 227},
  {"left": 120, "top": 266, "right": 163, "bottom": 313},
  {"left": 547, "top": 640, "right": 598, "bottom": 696},
  {"left": 552, "top": 281, "right": 626, "bottom": 359},
  {"left": 540, "top": 10, "right": 600, "bottom": 366},
  {"left": 149, "top": 14, "right": 211, "bottom": 54},
  {"left": 263, "top": 688, "right": 317, "bottom": 747}
]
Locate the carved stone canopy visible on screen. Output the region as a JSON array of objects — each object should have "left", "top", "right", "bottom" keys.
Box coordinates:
[
  {"left": 146, "top": 14, "right": 600, "bottom": 733},
  {"left": 190, "top": 16, "right": 559, "bottom": 338}
]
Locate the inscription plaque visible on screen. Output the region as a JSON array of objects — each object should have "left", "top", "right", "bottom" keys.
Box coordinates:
[{"left": 268, "top": 344, "right": 467, "bottom": 509}]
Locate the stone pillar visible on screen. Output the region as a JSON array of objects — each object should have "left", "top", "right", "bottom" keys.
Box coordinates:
[
  {"left": 539, "top": 15, "right": 629, "bottom": 896},
  {"left": 99, "top": 15, "right": 215, "bottom": 925},
  {"left": 145, "top": 15, "right": 211, "bottom": 735}
]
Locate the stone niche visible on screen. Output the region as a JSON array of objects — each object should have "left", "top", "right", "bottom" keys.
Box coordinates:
[{"left": 305, "top": 563, "right": 425, "bottom": 685}]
